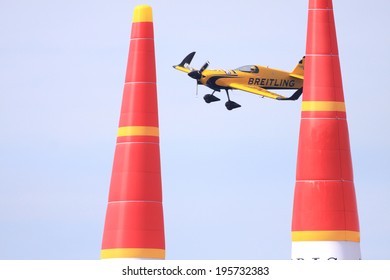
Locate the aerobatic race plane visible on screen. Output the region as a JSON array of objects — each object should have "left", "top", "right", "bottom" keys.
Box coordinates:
[{"left": 173, "top": 52, "right": 304, "bottom": 110}]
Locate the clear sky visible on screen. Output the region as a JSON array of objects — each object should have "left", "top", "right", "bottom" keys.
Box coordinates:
[{"left": 0, "top": 0, "right": 389, "bottom": 260}]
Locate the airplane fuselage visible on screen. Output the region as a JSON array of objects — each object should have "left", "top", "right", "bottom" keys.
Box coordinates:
[{"left": 199, "top": 66, "right": 303, "bottom": 92}]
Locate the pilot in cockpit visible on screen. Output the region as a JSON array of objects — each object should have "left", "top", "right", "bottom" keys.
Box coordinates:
[{"left": 250, "top": 66, "right": 259, "bottom": 73}]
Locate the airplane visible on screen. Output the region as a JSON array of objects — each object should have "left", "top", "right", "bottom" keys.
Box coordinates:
[{"left": 173, "top": 52, "right": 304, "bottom": 110}]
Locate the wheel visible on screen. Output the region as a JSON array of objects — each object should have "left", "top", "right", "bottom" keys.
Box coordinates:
[
  {"left": 225, "top": 101, "right": 241, "bottom": 110},
  {"left": 204, "top": 94, "right": 212, "bottom": 103},
  {"left": 204, "top": 94, "right": 220, "bottom": 103}
]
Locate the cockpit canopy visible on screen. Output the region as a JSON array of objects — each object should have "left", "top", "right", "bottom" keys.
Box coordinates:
[{"left": 235, "top": 65, "right": 259, "bottom": 73}]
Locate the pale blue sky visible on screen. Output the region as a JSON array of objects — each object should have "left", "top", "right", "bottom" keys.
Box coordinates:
[{"left": 0, "top": 0, "right": 389, "bottom": 259}]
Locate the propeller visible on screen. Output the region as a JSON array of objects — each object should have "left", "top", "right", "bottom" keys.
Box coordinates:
[
  {"left": 188, "top": 61, "right": 209, "bottom": 96},
  {"left": 188, "top": 61, "right": 209, "bottom": 80}
]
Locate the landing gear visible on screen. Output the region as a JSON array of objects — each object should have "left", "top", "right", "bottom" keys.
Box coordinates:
[
  {"left": 225, "top": 100, "right": 241, "bottom": 110},
  {"left": 203, "top": 89, "right": 241, "bottom": 110},
  {"left": 225, "top": 90, "right": 241, "bottom": 110},
  {"left": 203, "top": 91, "right": 221, "bottom": 103}
]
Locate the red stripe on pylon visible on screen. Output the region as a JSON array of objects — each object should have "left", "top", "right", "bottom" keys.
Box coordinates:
[
  {"left": 131, "top": 22, "right": 154, "bottom": 39},
  {"left": 108, "top": 143, "right": 162, "bottom": 202},
  {"left": 116, "top": 135, "right": 159, "bottom": 144},
  {"left": 308, "top": 0, "right": 333, "bottom": 10},
  {"left": 125, "top": 39, "right": 156, "bottom": 83},
  {"left": 306, "top": 9, "right": 338, "bottom": 55},
  {"left": 296, "top": 118, "right": 353, "bottom": 181},
  {"left": 302, "top": 56, "right": 344, "bottom": 102},
  {"left": 292, "top": 180, "right": 360, "bottom": 231},
  {"left": 118, "top": 83, "right": 159, "bottom": 128},
  {"left": 101, "top": 201, "right": 165, "bottom": 249}
]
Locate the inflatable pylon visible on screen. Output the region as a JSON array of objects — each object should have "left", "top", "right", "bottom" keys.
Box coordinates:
[
  {"left": 101, "top": 5, "right": 165, "bottom": 260},
  {"left": 291, "top": 0, "right": 361, "bottom": 260}
]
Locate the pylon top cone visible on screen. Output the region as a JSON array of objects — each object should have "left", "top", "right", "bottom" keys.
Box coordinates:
[
  {"left": 291, "top": 0, "right": 360, "bottom": 260},
  {"left": 101, "top": 5, "right": 165, "bottom": 260},
  {"left": 118, "top": 4, "right": 159, "bottom": 145},
  {"left": 302, "top": 0, "right": 345, "bottom": 120},
  {"left": 132, "top": 5, "right": 153, "bottom": 23}
]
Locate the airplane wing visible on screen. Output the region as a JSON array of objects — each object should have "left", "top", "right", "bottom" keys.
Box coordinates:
[{"left": 228, "top": 83, "right": 287, "bottom": 99}]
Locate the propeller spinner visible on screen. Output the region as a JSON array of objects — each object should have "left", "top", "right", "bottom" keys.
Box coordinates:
[
  {"left": 188, "top": 61, "right": 209, "bottom": 95},
  {"left": 188, "top": 61, "right": 209, "bottom": 80}
]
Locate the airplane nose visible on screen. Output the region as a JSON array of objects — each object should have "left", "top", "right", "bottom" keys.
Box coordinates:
[{"left": 188, "top": 70, "right": 201, "bottom": 80}]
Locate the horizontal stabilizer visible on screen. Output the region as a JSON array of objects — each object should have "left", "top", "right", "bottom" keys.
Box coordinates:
[{"left": 277, "top": 87, "right": 303, "bottom": 101}]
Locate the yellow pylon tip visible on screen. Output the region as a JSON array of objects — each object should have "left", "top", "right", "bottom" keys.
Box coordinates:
[{"left": 133, "top": 5, "right": 153, "bottom": 23}]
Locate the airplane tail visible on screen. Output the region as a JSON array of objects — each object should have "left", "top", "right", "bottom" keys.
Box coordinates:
[
  {"left": 173, "top": 52, "right": 197, "bottom": 73},
  {"left": 290, "top": 56, "right": 305, "bottom": 80},
  {"left": 277, "top": 87, "right": 303, "bottom": 101}
]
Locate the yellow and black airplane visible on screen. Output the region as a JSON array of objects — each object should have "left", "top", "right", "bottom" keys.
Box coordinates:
[{"left": 173, "top": 52, "right": 304, "bottom": 110}]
